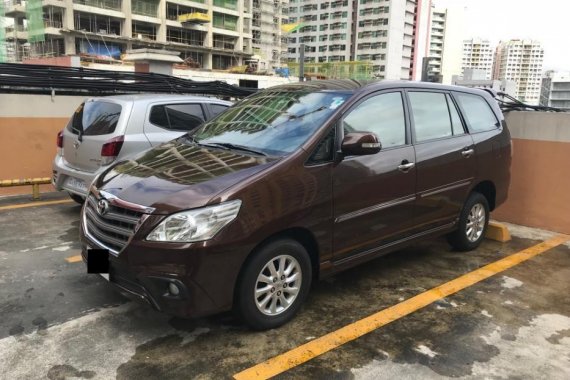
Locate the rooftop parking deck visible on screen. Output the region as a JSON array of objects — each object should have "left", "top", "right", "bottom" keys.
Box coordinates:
[{"left": 0, "top": 195, "right": 569, "bottom": 379}]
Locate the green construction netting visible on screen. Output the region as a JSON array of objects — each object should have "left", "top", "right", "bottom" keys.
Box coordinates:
[
  {"left": 0, "top": 1, "right": 6, "bottom": 63},
  {"left": 27, "top": 0, "right": 45, "bottom": 43}
]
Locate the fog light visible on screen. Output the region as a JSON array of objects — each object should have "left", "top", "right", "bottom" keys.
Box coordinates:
[{"left": 168, "top": 282, "right": 180, "bottom": 296}]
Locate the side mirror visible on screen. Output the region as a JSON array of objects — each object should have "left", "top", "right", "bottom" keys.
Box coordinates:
[{"left": 341, "top": 132, "right": 382, "bottom": 156}]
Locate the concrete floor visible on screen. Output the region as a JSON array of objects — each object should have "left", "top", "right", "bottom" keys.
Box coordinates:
[{"left": 0, "top": 194, "right": 569, "bottom": 380}]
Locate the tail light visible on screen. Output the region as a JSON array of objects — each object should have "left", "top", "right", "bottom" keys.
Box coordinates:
[
  {"left": 56, "top": 130, "right": 64, "bottom": 148},
  {"left": 100, "top": 135, "right": 124, "bottom": 165}
]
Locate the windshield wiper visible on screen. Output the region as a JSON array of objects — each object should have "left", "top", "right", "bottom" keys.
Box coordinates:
[
  {"left": 286, "top": 106, "right": 327, "bottom": 120},
  {"left": 205, "top": 142, "right": 267, "bottom": 156}
]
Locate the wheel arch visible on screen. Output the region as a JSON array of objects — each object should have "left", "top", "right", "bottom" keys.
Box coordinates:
[
  {"left": 234, "top": 227, "right": 320, "bottom": 301},
  {"left": 471, "top": 180, "right": 496, "bottom": 211}
]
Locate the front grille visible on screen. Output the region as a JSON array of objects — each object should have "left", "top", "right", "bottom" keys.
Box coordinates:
[{"left": 84, "top": 194, "right": 144, "bottom": 253}]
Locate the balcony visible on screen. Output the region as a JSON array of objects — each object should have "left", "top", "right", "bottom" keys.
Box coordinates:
[
  {"left": 73, "top": 0, "right": 122, "bottom": 11},
  {"left": 3, "top": 0, "right": 26, "bottom": 17}
]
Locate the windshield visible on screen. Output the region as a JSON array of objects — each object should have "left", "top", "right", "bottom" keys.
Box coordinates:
[{"left": 190, "top": 90, "right": 351, "bottom": 156}]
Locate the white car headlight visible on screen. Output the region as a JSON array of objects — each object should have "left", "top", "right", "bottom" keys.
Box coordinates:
[{"left": 146, "top": 200, "right": 242, "bottom": 242}]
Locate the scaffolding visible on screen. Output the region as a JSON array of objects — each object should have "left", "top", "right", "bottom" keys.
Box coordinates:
[
  {"left": 288, "top": 61, "right": 374, "bottom": 80},
  {"left": 0, "top": 1, "right": 5, "bottom": 62},
  {"left": 252, "top": 0, "right": 287, "bottom": 69}
]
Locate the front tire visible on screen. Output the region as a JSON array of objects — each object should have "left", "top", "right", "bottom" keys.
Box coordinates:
[
  {"left": 68, "top": 192, "right": 85, "bottom": 205},
  {"left": 235, "top": 238, "right": 312, "bottom": 330},
  {"left": 447, "top": 192, "right": 490, "bottom": 251}
]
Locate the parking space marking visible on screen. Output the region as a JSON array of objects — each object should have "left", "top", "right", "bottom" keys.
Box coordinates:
[
  {"left": 65, "top": 255, "right": 82, "bottom": 263},
  {"left": 0, "top": 199, "right": 73, "bottom": 211},
  {"left": 233, "top": 234, "right": 570, "bottom": 380}
]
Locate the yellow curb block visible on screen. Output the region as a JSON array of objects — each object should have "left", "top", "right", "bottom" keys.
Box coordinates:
[
  {"left": 65, "top": 255, "right": 83, "bottom": 263},
  {"left": 486, "top": 221, "right": 511, "bottom": 242}
]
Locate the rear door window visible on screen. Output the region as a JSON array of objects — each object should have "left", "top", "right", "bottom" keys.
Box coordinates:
[
  {"left": 210, "top": 103, "right": 230, "bottom": 117},
  {"left": 454, "top": 93, "right": 499, "bottom": 132},
  {"left": 149, "top": 103, "right": 205, "bottom": 131},
  {"left": 68, "top": 101, "right": 122, "bottom": 136},
  {"left": 408, "top": 92, "right": 453, "bottom": 142}
]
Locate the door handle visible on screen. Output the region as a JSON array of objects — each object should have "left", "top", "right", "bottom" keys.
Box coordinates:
[
  {"left": 461, "top": 148, "right": 475, "bottom": 158},
  {"left": 398, "top": 161, "right": 415, "bottom": 172}
]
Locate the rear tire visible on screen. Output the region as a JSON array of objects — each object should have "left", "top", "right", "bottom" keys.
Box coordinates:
[
  {"left": 235, "top": 238, "right": 312, "bottom": 330},
  {"left": 447, "top": 192, "right": 489, "bottom": 251},
  {"left": 68, "top": 192, "right": 85, "bottom": 205}
]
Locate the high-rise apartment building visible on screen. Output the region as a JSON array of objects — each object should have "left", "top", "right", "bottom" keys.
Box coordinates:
[
  {"left": 424, "top": 5, "right": 464, "bottom": 84},
  {"left": 540, "top": 71, "right": 570, "bottom": 111},
  {"left": 251, "top": 0, "right": 288, "bottom": 70},
  {"left": 462, "top": 38, "right": 493, "bottom": 80},
  {"left": 493, "top": 39, "right": 544, "bottom": 105},
  {"left": 1, "top": 0, "right": 274, "bottom": 70},
  {"left": 286, "top": 0, "right": 431, "bottom": 80}
]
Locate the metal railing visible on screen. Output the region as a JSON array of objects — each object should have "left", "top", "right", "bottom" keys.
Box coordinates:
[
  {"left": 0, "top": 178, "right": 51, "bottom": 200},
  {"left": 73, "top": 0, "right": 122, "bottom": 11}
]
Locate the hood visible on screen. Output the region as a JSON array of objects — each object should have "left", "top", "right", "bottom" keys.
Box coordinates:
[{"left": 96, "top": 138, "right": 278, "bottom": 214}]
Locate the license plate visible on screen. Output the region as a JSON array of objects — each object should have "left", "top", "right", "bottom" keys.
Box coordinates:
[
  {"left": 65, "top": 176, "right": 87, "bottom": 192},
  {"left": 87, "top": 248, "right": 109, "bottom": 280}
]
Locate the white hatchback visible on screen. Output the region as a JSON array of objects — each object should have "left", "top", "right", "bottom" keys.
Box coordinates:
[{"left": 52, "top": 94, "right": 232, "bottom": 202}]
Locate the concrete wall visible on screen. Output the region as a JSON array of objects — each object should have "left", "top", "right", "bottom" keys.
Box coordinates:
[
  {"left": 0, "top": 94, "right": 85, "bottom": 196},
  {"left": 493, "top": 111, "right": 570, "bottom": 234},
  {"left": 1, "top": 95, "right": 570, "bottom": 236}
]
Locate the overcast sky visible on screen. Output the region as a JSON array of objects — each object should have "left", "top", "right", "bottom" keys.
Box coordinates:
[{"left": 434, "top": 0, "right": 570, "bottom": 71}]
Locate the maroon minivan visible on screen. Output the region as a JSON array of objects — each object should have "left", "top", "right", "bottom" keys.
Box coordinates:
[{"left": 80, "top": 80, "right": 511, "bottom": 329}]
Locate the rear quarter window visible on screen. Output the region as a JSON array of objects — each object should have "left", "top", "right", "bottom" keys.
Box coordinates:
[
  {"left": 454, "top": 93, "right": 499, "bottom": 133},
  {"left": 210, "top": 104, "right": 230, "bottom": 117},
  {"left": 150, "top": 103, "right": 205, "bottom": 131},
  {"left": 68, "top": 101, "right": 122, "bottom": 136}
]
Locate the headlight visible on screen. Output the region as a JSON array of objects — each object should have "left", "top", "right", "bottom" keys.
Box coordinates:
[{"left": 146, "top": 200, "right": 242, "bottom": 242}]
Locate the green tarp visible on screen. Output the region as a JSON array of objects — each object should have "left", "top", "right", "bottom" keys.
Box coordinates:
[{"left": 27, "top": 0, "right": 45, "bottom": 43}]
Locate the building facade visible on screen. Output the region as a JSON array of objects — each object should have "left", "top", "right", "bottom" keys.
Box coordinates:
[
  {"left": 286, "top": 0, "right": 431, "bottom": 80},
  {"left": 493, "top": 39, "right": 544, "bottom": 105},
  {"left": 462, "top": 38, "right": 493, "bottom": 80},
  {"left": 424, "top": 5, "right": 464, "bottom": 84},
  {"left": 251, "top": 0, "right": 288, "bottom": 71},
  {"left": 1, "top": 0, "right": 268, "bottom": 70},
  {"left": 452, "top": 68, "right": 516, "bottom": 98},
  {"left": 540, "top": 71, "right": 570, "bottom": 111}
]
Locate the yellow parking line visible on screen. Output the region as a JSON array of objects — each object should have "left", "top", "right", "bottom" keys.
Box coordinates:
[
  {"left": 0, "top": 199, "right": 73, "bottom": 211},
  {"left": 65, "top": 255, "right": 82, "bottom": 263},
  {"left": 234, "top": 234, "right": 570, "bottom": 380}
]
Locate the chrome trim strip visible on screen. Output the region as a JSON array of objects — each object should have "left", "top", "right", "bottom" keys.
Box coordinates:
[
  {"left": 92, "top": 187, "right": 156, "bottom": 214},
  {"left": 333, "top": 222, "right": 456, "bottom": 266},
  {"left": 85, "top": 207, "right": 134, "bottom": 236},
  {"left": 420, "top": 179, "right": 473, "bottom": 198},
  {"left": 86, "top": 196, "right": 139, "bottom": 224},
  {"left": 335, "top": 195, "right": 416, "bottom": 223},
  {"left": 82, "top": 210, "right": 120, "bottom": 255}
]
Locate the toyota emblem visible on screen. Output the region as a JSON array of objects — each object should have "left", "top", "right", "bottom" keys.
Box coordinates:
[{"left": 97, "top": 199, "right": 110, "bottom": 215}]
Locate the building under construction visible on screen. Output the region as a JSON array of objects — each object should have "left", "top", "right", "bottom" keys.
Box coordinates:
[
  {"left": 288, "top": 61, "right": 373, "bottom": 80},
  {"left": 251, "top": 0, "right": 288, "bottom": 72},
  {"left": 0, "top": 0, "right": 287, "bottom": 72}
]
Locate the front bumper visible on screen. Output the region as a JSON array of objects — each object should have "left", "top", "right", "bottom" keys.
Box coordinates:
[
  {"left": 52, "top": 155, "right": 101, "bottom": 197},
  {"left": 80, "top": 202, "right": 255, "bottom": 318}
]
